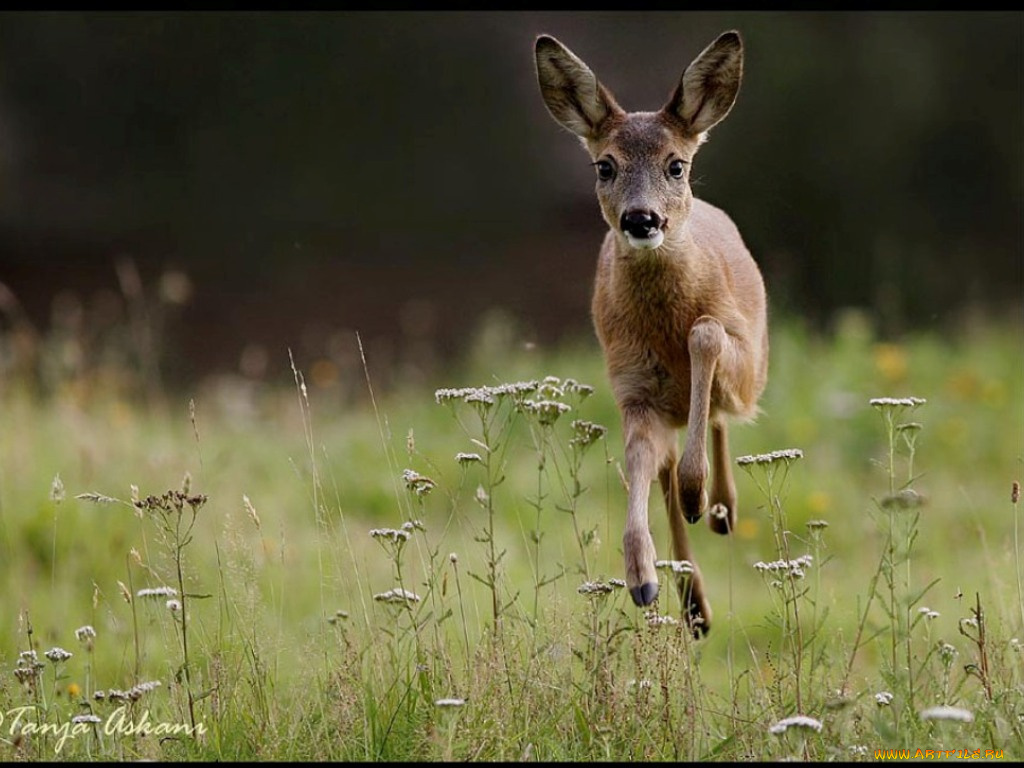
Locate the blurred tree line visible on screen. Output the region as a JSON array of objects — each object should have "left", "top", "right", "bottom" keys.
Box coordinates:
[{"left": 0, "top": 12, "right": 1019, "bottom": 388}]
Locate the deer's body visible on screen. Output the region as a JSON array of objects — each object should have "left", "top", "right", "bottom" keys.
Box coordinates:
[{"left": 536, "top": 31, "right": 768, "bottom": 634}]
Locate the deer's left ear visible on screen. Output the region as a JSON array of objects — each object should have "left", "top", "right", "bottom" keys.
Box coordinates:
[{"left": 664, "top": 30, "right": 743, "bottom": 136}]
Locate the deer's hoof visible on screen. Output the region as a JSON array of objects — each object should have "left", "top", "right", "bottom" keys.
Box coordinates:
[
  {"left": 681, "top": 484, "right": 707, "bottom": 523},
  {"left": 629, "top": 582, "right": 659, "bottom": 606},
  {"left": 708, "top": 502, "right": 735, "bottom": 535}
]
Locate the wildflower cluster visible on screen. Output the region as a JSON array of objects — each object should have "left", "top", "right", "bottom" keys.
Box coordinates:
[
  {"left": 869, "top": 397, "right": 927, "bottom": 409},
  {"left": 655, "top": 559, "right": 695, "bottom": 575},
  {"left": 919, "top": 705, "right": 973, "bottom": 723},
  {"left": 736, "top": 449, "right": 804, "bottom": 467},
  {"left": 753, "top": 554, "right": 814, "bottom": 579},
  {"left": 132, "top": 489, "right": 208, "bottom": 515},
  {"left": 13, "top": 650, "right": 44, "bottom": 685},
  {"left": 373, "top": 588, "right": 422, "bottom": 605},
  {"left": 434, "top": 380, "right": 539, "bottom": 406},
  {"left": 570, "top": 419, "right": 607, "bottom": 450},
  {"left": 768, "top": 714, "right": 823, "bottom": 734},
  {"left": 137, "top": 586, "right": 178, "bottom": 598},
  {"left": 645, "top": 611, "right": 680, "bottom": 628},
  {"left": 521, "top": 399, "right": 571, "bottom": 426},
  {"left": 401, "top": 469, "right": 436, "bottom": 497},
  {"left": 577, "top": 579, "right": 624, "bottom": 597},
  {"left": 95, "top": 680, "right": 162, "bottom": 702},
  {"left": 44, "top": 647, "right": 73, "bottom": 663}
]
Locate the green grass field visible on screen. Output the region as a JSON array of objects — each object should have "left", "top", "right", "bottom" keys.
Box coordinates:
[{"left": 0, "top": 312, "right": 1021, "bottom": 760}]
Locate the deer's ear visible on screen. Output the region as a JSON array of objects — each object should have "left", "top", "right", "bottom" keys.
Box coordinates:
[
  {"left": 664, "top": 30, "right": 743, "bottom": 136},
  {"left": 535, "top": 35, "right": 622, "bottom": 140}
]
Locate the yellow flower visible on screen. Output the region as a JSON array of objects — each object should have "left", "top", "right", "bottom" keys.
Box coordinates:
[
  {"left": 874, "top": 343, "right": 907, "bottom": 383},
  {"left": 67, "top": 682, "right": 82, "bottom": 699}
]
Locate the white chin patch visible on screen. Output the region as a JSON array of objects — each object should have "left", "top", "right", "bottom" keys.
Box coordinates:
[{"left": 624, "top": 230, "right": 665, "bottom": 250}]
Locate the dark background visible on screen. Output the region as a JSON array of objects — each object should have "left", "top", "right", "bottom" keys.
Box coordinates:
[{"left": 1, "top": 11, "right": 1020, "bottom": 391}]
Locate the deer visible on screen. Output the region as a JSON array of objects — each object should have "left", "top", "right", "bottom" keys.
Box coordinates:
[{"left": 535, "top": 30, "right": 768, "bottom": 635}]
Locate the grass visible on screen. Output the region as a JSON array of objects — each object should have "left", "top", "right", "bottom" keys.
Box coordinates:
[{"left": 0, "top": 309, "right": 1021, "bottom": 760}]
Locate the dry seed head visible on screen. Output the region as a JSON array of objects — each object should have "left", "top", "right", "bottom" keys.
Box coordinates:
[
  {"left": 1013, "top": 481, "right": 1020, "bottom": 505},
  {"left": 242, "top": 495, "right": 261, "bottom": 530},
  {"left": 50, "top": 474, "right": 65, "bottom": 503},
  {"left": 117, "top": 581, "right": 132, "bottom": 604}
]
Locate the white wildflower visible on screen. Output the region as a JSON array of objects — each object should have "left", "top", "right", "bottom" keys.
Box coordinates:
[
  {"left": 875, "top": 691, "right": 894, "bottom": 706},
  {"left": 869, "top": 396, "right": 927, "bottom": 408},
  {"left": 919, "top": 705, "right": 973, "bottom": 723},
  {"left": 455, "top": 452, "right": 482, "bottom": 465},
  {"left": 736, "top": 448, "right": 804, "bottom": 466},
  {"left": 768, "top": 714, "right": 823, "bottom": 734},
  {"left": 72, "top": 714, "right": 102, "bottom": 724},
  {"left": 655, "top": 559, "right": 695, "bottom": 575},
  {"left": 45, "top": 647, "right": 73, "bottom": 663},
  {"left": 374, "top": 588, "right": 421, "bottom": 605},
  {"left": 166, "top": 599, "right": 182, "bottom": 612},
  {"left": 137, "top": 586, "right": 178, "bottom": 598},
  {"left": 577, "top": 581, "right": 614, "bottom": 596},
  {"left": 401, "top": 469, "right": 436, "bottom": 496},
  {"left": 522, "top": 398, "right": 571, "bottom": 426},
  {"left": 435, "top": 697, "right": 466, "bottom": 708}
]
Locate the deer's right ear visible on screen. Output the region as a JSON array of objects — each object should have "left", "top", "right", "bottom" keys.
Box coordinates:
[{"left": 535, "top": 35, "right": 622, "bottom": 140}]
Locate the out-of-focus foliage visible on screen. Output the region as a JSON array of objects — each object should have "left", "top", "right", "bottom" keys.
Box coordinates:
[{"left": 0, "top": 12, "right": 1020, "bottom": 387}]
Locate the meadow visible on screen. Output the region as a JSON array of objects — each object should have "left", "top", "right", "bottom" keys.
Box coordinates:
[{"left": 0, "top": 309, "right": 1021, "bottom": 761}]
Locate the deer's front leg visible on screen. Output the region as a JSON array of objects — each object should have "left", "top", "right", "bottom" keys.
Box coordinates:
[
  {"left": 679, "top": 316, "right": 725, "bottom": 522},
  {"left": 622, "top": 405, "right": 671, "bottom": 606}
]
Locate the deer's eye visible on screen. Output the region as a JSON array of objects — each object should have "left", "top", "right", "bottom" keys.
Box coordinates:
[
  {"left": 594, "top": 159, "right": 616, "bottom": 181},
  {"left": 668, "top": 159, "right": 687, "bottom": 179}
]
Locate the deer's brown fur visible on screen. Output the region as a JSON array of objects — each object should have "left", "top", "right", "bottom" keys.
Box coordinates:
[{"left": 535, "top": 30, "right": 768, "bottom": 634}]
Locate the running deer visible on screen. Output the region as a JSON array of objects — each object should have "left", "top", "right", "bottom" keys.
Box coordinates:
[{"left": 535, "top": 30, "right": 768, "bottom": 635}]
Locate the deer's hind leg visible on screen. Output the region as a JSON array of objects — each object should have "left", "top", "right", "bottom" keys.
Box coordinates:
[
  {"left": 707, "top": 420, "right": 738, "bottom": 535},
  {"left": 659, "top": 451, "right": 712, "bottom": 636}
]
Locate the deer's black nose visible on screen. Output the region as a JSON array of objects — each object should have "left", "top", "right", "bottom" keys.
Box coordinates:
[{"left": 621, "top": 209, "right": 663, "bottom": 239}]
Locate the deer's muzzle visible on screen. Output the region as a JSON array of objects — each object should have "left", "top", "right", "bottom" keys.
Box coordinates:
[{"left": 621, "top": 209, "right": 665, "bottom": 249}]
